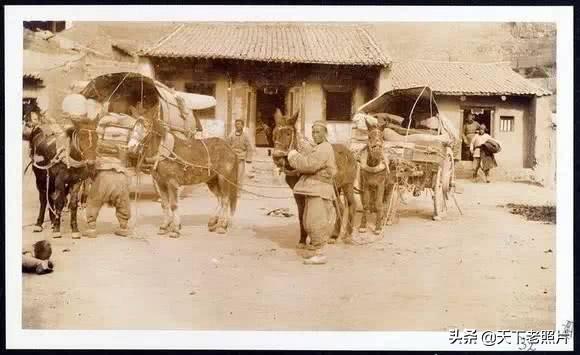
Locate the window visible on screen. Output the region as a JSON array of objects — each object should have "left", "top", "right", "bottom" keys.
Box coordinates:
[
  {"left": 500, "top": 116, "right": 515, "bottom": 132},
  {"left": 184, "top": 82, "right": 216, "bottom": 120},
  {"left": 325, "top": 90, "right": 353, "bottom": 121}
]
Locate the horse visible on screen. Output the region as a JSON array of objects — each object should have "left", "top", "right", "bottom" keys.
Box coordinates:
[
  {"left": 271, "top": 110, "right": 357, "bottom": 247},
  {"left": 128, "top": 116, "right": 239, "bottom": 237},
  {"left": 22, "top": 119, "right": 97, "bottom": 239},
  {"left": 358, "top": 120, "right": 390, "bottom": 235}
]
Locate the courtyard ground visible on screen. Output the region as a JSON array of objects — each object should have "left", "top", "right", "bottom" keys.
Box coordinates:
[{"left": 21, "top": 169, "right": 556, "bottom": 331}]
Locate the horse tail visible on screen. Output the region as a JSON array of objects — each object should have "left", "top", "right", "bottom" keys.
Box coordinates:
[{"left": 228, "top": 158, "right": 239, "bottom": 215}]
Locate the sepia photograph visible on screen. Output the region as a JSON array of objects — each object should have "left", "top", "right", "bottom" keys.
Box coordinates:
[{"left": 5, "top": 5, "right": 573, "bottom": 351}]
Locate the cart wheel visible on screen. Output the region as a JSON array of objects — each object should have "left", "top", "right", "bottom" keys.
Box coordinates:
[
  {"left": 440, "top": 151, "right": 454, "bottom": 200},
  {"left": 384, "top": 183, "right": 400, "bottom": 226},
  {"left": 433, "top": 167, "right": 448, "bottom": 221}
]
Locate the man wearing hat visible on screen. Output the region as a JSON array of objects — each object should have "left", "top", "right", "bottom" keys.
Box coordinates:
[
  {"left": 287, "top": 120, "right": 337, "bottom": 265},
  {"left": 226, "top": 118, "right": 254, "bottom": 194},
  {"left": 470, "top": 124, "right": 501, "bottom": 183}
]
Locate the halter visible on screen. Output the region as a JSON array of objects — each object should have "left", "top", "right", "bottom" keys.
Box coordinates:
[{"left": 273, "top": 125, "right": 296, "bottom": 156}]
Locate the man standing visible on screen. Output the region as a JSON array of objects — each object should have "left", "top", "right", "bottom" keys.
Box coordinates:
[
  {"left": 470, "top": 124, "right": 501, "bottom": 183},
  {"left": 226, "top": 119, "right": 254, "bottom": 194},
  {"left": 84, "top": 112, "right": 138, "bottom": 238},
  {"left": 287, "top": 120, "right": 337, "bottom": 265},
  {"left": 462, "top": 113, "right": 481, "bottom": 160}
]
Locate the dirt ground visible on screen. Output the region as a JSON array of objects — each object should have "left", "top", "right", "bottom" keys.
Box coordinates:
[{"left": 21, "top": 170, "right": 556, "bottom": 331}]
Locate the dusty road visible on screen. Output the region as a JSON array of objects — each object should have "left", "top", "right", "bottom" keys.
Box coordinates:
[{"left": 21, "top": 170, "right": 556, "bottom": 331}]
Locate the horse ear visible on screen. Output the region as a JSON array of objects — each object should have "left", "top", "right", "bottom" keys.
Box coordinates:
[
  {"left": 274, "top": 108, "right": 283, "bottom": 122},
  {"left": 287, "top": 110, "right": 300, "bottom": 127},
  {"left": 365, "top": 118, "right": 373, "bottom": 131}
]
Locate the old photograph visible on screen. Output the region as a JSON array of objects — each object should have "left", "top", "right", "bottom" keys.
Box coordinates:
[{"left": 6, "top": 5, "right": 573, "bottom": 351}]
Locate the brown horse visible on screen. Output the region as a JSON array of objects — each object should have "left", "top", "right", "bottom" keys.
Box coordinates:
[
  {"left": 358, "top": 120, "right": 390, "bottom": 235},
  {"left": 23, "top": 119, "right": 97, "bottom": 238},
  {"left": 271, "top": 111, "right": 357, "bottom": 247},
  {"left": 129, "top": 117, "right": 239, "bottom": 237}
]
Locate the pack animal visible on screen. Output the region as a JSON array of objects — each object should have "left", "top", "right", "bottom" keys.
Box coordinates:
[
  {"left": 130, "top": 116, "right": 239, "bottom": 237},
  {"left": 22, "top": 119, "right": 96, "bottom": 238},
  {"left": 271, "top": 110, "right": 357, "bottom": 247},
  {"left": 358, "top": 120, "right": 390, "bottom": 235}
]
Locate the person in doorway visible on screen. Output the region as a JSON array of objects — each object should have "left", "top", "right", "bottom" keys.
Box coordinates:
[
  {"left": 226, "top": 119, "right": 254, "bottom": 195},
  {"left": 470, "top": 124, "right": 501, "bottom": 183},
  {"left": 462, "top": 113, "right": 481, "bottom": 160},
  {"left": 287, "top": 120, "right": 337, "bottom": 265}
]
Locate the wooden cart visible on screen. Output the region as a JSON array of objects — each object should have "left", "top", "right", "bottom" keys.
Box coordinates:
[{"left": 354, "top": 86, "right": 458, "bottom": 223}]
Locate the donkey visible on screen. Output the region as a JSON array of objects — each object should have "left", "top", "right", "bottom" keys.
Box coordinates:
[
  {"left": 22, "top": 120, "right": 96, "bottom": 238},
  {"left": 271, "top": 110, "right": 357, "bottom": 247},
  {"left": 129, "top": 116, "right": 239, "bottom": 237},
  {"left": 358, "top": 120, "right": 390, "bottom": 235}
]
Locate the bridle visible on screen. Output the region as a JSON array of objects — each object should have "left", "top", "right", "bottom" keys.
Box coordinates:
[{"left": 272, "top": 125, "right": 297, "bottom": 174}]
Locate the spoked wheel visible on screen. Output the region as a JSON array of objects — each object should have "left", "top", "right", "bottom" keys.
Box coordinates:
[
  {"left": 384, "top": 183, "right": 400, "bottom": 226},
  {"left": 433, "top": 170, "right": 448, "bottom": 221},
  {"left": 432, "top": 151, "right": 454, "bottom": 220}
]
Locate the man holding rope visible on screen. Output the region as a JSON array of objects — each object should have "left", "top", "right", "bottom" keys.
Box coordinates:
[{"left": 287, "top": 120, "right": 337, "bottom": 265}]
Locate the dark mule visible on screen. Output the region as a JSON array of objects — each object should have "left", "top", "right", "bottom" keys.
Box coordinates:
[
  {"left": 130, "top": 117, "right": 239, "bottom": 237},
  {"left": 358, "top": 120, "right": 390, "bottom": 235},
  {"left": 23, "top": 120, "right": 96, "bottom": 238},
  {"left": 271, "top": 110, "right": 357, "bottom": 247}
]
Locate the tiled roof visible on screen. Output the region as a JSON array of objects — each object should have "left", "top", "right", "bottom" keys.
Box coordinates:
[
  {"left": 143, "top": 23, "right": 390, "bottom": 66},
  {"left": 112, "top": 40, "right": 140, "bottom": 57},
  {"left": 390, "top": 61, "right": 551, "bottom": 97}
]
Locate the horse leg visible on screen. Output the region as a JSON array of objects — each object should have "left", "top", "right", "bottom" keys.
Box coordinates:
[
  {"left": 373, "top": 180, "right": 386, "bottom": 235},
  {"left": 153, "top": 177, "right": 172, "bottom": 235},
  {"left": 48, "top": 171, "right": 69, "bottom": 239},
  {"left": 215, "top": 176, "right": 230, "bottom": 234},
  {"left": 69, "top": 181, "right": 82, "bottom": 239},
  {"left": 206, "top": 178, "right": 221, "bottom": 232},
  {"left": 343, "top": 183, "right": 356, "bottom": 240},
  {"left": 294, "top": 193, "right": 308, "bottom": 248},
  {"left": 166, "top": 179, "right": 181, "bottom": 238},
  {"left": 359, "top": 176, "right": 370, "bottom": 233},
  {"left": 33, "top": 169, "right": 47, "bottom": 232},
  {"left": 329, "top": 191, "right": 342, "bottom": 244}
]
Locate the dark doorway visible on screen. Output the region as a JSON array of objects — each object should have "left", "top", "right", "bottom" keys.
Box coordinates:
[
  {"left": 461, "top": 107, "right": 493, "bottom": 161},
  {"left": 256, "top": 87, "right": 286, "bottom": 147}
]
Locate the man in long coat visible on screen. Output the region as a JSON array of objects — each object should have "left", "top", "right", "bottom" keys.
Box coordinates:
[
  {"left": 287, "top": 120, "right": 337, "bottom": 265},
  {"left": 226, "top": 119, "right": 254, "bottom": 194}
]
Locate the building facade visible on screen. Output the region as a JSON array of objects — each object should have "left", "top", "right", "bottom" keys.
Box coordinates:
[
  {"left": 380, "top": 61, "right": 554, "bottom": 185},
  {"left": 137, "top": 23, "right": 389, "bottom": 145}
]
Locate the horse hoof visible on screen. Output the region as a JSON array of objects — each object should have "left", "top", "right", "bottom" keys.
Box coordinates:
[
  {"left": 432, "top": 215, "right": 442, "bottom": 221},
  {"left": 296, "top": 243, "right": 306, "bottom": 249},
  {"left": 71, "top": 232, "right": 81, "bottom": 239},
  {"left": 216, "top": 227, "right": 227, "bottom": 234},
  {"left": 358, "top": 227, "right": 367, "bottom": 233},
  {"left": 157, "top": 226, "right": 169, "bottom": 235},
  {"left": 208, "top": 216, "right": 219, "bottom": 227},
  {"left": 169, "top": 231, "right": 180, "bottom": 238},
  {"left": 208, "top": 224, "right": 217, "bottom": 232},
  {"left": 328, "top": 238, "right": 337, "bottom": 244},
  {"left": 51, "top": 231, "right": 62, "bottom": 239},
  {"left": 32, "top": 225, "right": 43, "bottom": 233},
  {"left": 373, "top": 228, "right": 382, "bottom": 236}
]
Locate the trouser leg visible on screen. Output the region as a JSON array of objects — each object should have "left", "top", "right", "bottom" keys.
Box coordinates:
[{"left": 303, "top": 196, "right": 336, "bottom": 257}]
